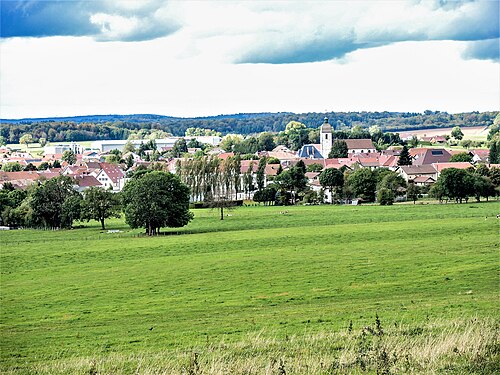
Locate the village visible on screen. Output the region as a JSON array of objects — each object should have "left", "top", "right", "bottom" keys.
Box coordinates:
[{"left": 0, "top": 119, "right": 497, "bottom": 205}]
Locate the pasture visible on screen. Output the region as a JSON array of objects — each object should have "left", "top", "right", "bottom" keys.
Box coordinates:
[{"left": 1, "top": 202, "right": 499, "bottom": 374}]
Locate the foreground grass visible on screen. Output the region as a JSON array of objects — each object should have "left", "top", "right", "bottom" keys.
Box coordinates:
[{"left": 1, "top": 203, "right": 499, "bottom": 373}]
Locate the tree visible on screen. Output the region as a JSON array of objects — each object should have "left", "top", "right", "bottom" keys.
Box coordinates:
[
  {"left": 434, "top": 168, "right": 474, "bottom": 203},
  {"left": 377, "top": 188, "right": 394, "bottom": 205},
  {"left": 30, "top": 176, "right": 81, "bottom": 228},
  {"left": 489, "top": 140, "right": 499, "bottom": 164},
  {"left": 328, "top": 140, "right": 348, "bottom": 158},
  {"left": 274, "top": 165, "right": 307, "bottom": 204},
  {"left": 220, "top": 134, "right": 243, "bottom": 152},
  {"left": 319, "top": 168, "right": 344, "bottom": 203},
  {"left": 0, "top": 136, "right": 5, "bottom": 146},
  {"left": 284, "top": 121, "right": 308, "bottom": 151},
  {"left": 123, "top": 140, "right": 136, "bottom": 154},
  {"left": 256, "top": 157, "right": 266, "bottom": 191},
  {"left": 406, "top": 182, "right": 420, "bottom": 204},
  {"left": 306, "top": 163, "right": 323, "bottom": 172},
  {"left": 2, "top": 162, "right": 22, "bottom": 172},
  {"left": 19, "top": 133, "right": 33, "bottom": 148},
  {"left": 62, "top": 150, "right": 77, "bottom": 165},
  {"left": 460, "top": 139, "right": 472, "bottom": 149},
  {"left": 39, "top": 138, "right": 47, "bottom": 147},
  {"left": 81, "top": 187, "right": 121, "bottom": 230},
  {"left": 122, "top": 171, "right": 193, "bottom": 235},
  {"left": 451, "top": 126, "right": 464, "bottom": 140},
  {"left": 378, "top": 171, "right": 407, "bottom": 198},
  {"left": 345, "top": 169, "right": 377, "bottom": 202},
  {"left": 398, "top": 145, "right": 412, "bottom": 166},
  {"left": 172, "top": 138, "right": 188, "bottom": 157},
  {"left": 487, "top": 114, "right": 499, "bottom": 141},
  {"left": 472, "top": 175, "right": 496, "bottom": 202},
  {"left": 450, "top": 152, "right": 473, "bottom": 163}
]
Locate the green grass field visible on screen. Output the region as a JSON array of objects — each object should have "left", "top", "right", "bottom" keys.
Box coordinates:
[{"left": 1, "top": 203, "right": 499, "bottom": 374}]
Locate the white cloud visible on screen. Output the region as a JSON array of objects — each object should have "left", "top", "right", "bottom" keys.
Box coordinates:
[{"left": 0, "top": 36, "right": 498, "bottom": 119}]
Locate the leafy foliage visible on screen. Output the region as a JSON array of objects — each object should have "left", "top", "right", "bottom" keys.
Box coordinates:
[
  {"left": 328, "top": 139, "right": 348, "bottom": 158},
  {"left": 122, "top": 171, "right": 193, "bottom": 235},
  {"left": 81, "top": 187, "right": 121, "bottom": 230}
]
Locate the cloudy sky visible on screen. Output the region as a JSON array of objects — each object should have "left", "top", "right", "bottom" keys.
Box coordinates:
[{"left": 0, "top": 0, "right": 499, "bottom": 119}]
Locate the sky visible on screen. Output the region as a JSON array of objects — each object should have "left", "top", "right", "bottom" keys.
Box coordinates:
[{"left": 0, "top": 0, "right": 499, "bottom": 119}]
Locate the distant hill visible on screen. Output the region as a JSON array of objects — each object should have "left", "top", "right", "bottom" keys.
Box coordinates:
[{"left": 1, "top": 111, "right": 497, "bottom": 143}]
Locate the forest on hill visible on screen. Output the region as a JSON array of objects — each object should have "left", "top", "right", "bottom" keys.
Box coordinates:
[{"left": 1, "top": 110, "right": 497, "bottom": 143}]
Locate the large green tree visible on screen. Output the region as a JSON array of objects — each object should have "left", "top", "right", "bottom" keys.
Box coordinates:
[
  {"left": 122, "top": 171, "right": 192, "bottom": 235},
  {"left": 30, "top": 176, "right": 81, "bottom": 228},
  {"left": 328, "top": 140, "right": 348, "bottom": 158},
  {"left": 345, "top": 168, "right": 377, "bottom": 202},
  {"left": 82, "top": 187, "right": 121, "bottom": 230},
  {"left": 319, "top": 168, "right": 344, "bottom": 203},
  {"left": 172, "top": 138, "right": 188, "bottom": 158},
  {"left": 432, "top": 168, "right": 474, "bottom": 203}
]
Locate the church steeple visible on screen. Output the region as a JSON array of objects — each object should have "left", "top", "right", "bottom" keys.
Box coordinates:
[{"left": 320, "top": 116, "right": 332, "bottom": 158}]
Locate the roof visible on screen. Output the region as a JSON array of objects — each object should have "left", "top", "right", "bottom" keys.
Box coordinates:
[
  {"left": 265, "top": 164, "right": 281, "bottom": 176},
  {"left": 344, "top": 139, "right": 376, "bottom": 150},
  {"left": 320, "top": 117, "right": 332, "bottom": 133},
  {"left": 0, "top": 171, "right": 40, "bottom": 182},
  {"left": 399, "top": 165, "right": 438, "bottom": 175},
  {"left": 240, "top": 160, "right": 259, "bottom": 174},
  {"left": 297, "top": 144, "right": 323, "bottom": 159},
  {"left": 73, "top": 175, "right": 101, "bottom": 188},
  {"left": 432, "top": 162, "right": 473, "bottom": 172},
  {"left": 99, "top": 163, "right": 125, "bottom": 183},
  {"left": 305, "top": 172, "right": 320, "bottom": 179},
  {"left": 411, "top": 148, "right": 451, "bottom": 165},
  {"left": 412, "top": 176, "right": 436, "bottom": 183}
]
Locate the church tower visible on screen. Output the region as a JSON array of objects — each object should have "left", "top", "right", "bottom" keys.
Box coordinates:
[{"left": 320, "top": 116, "right": 332, "bottom": 158}]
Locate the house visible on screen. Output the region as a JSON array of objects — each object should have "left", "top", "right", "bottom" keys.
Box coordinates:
[
  {"left": 412, "top": 175, "right": 436, "bottom": 186},
  {"left": 469, "top": 149, "right": 489, "bottom": 163},
  {"left": 344, "top": 139, "right": 377, "bottom": 154},
  {"left": 397, "top": 164, "right": 438, "bottom": 183},
  {"left": 410, "top": 148, "right": 451, "bottom": 165},
  {"left": 91, "top": 163, "right": 126, "bottom": 191}
]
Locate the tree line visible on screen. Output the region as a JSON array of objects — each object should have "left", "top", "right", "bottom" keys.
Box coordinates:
[
  {"left": 2, "top": 110, "right": 497, "bottom": 143},
  {"left": 0, "top": 172, "right": 192, "bottom": 235}
]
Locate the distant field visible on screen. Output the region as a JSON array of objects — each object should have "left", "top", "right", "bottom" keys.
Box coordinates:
[
  {"left": 1, "top": 203, "right": 499, "bottom": 374},
  {"left": 400, "top": 126, "right": 489, "bottom": 142}
]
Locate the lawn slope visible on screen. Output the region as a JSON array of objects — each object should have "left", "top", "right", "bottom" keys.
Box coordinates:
[{"left": 1, "top": 203, "right": 499, "bottom": 374}]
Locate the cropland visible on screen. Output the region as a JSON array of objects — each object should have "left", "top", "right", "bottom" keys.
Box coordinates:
[{"left": 1, "top": 203, "right": 499, "bottom": 374}]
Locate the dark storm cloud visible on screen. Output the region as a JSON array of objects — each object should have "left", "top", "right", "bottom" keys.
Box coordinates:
[
  {"left": 0, "top": 0, "right": 180, "bottom": 41},
  {"left": 463, "top": 39, "right": 500, "bottom": 62}
]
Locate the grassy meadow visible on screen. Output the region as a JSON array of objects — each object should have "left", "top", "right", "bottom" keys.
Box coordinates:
[{"left": 1, "top": 202, "right": 499, "bottom": 374}]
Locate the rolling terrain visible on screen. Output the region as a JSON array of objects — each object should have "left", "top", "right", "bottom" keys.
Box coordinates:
[{"left": 1, "top": 203, "right": 499, "bottom": 374}]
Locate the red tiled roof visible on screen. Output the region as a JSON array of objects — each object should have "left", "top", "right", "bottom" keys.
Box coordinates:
[
  {"left": 73, "top": 175, "right": 101, "bottom": 188},
  {"left": 432, "top": 162, "right": 473, "bottom": 172}
]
